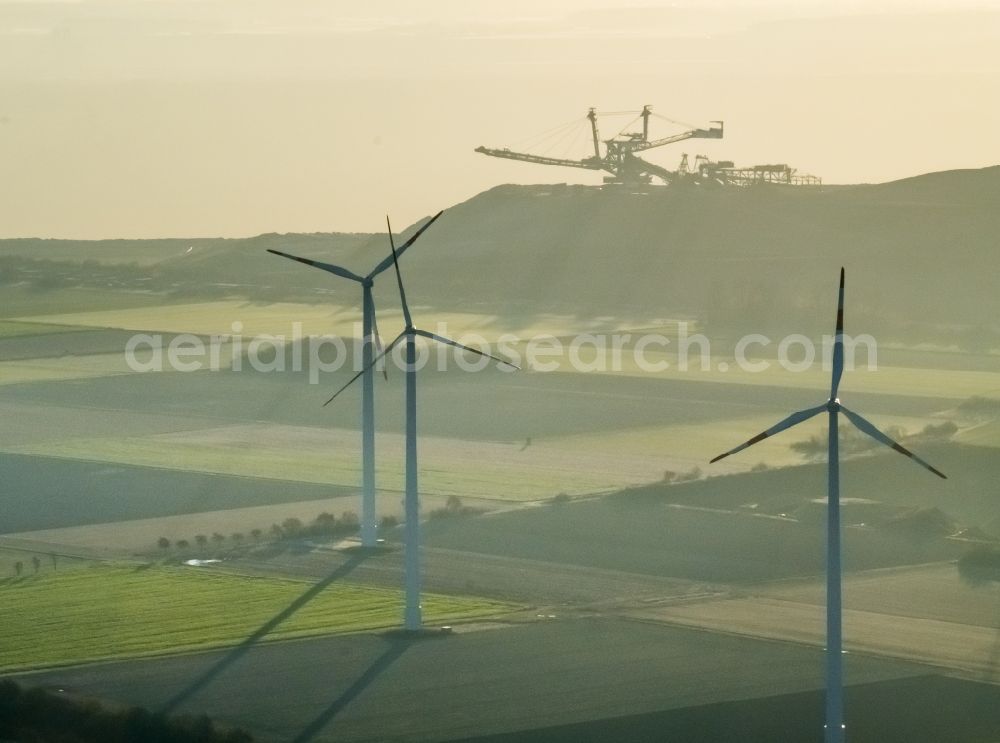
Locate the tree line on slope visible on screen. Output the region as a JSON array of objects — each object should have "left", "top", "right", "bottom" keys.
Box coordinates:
[{"left": 0, "top": 679, "right": 253, "bottom": 743}]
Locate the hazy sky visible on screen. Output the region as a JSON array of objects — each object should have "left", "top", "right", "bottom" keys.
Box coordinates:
[{"left": 1, "top": 0, "right": 998, "bottom": 238}]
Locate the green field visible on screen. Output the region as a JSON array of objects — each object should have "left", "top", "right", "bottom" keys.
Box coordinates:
[
  {"left": 6, "top": 422, "right": 671, "bottom": 500},
  {"left": 0, "top": 287, "right": 985, "bottom": 520},
  {"left": 0, "top": 563, "right": 515, "bottom": 672},
  {"left": 0, "top": 321, "right": 89, "bottom": 338},
  {"left": 0, "top": 351, "right": 144, "bottom": 385},
  {"left": 16, "top": 298, "right": 1000, "bottom": 403},
  {"left": 14, "top": 299, "right": 685, "bottom": 344},
  {"left": 15, "top": 412, "right": 913, "bottom": 500},
  {"left": 2, "top": 395, "right": 942, "bottom": 502},
  {"left": 530, "top": 353, "right": 1000, "bottom": 402},
  {"left": 17, "top": 300, "right": 363, "bottom": 339},
  {"left": 0, "top": 286, "right": 191, "bottom": 319},
  {"left": 554, "top": 412, "right": 938, "bottom": 466},
  {"left": 10, "top": 291, "right": 1000, "bottom": 407}
]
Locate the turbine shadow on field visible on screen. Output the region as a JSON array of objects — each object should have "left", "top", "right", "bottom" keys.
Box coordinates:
[
  {"left": 159, "top": 550, "right": 370, "bottom": 715},
  {"left": 290, "top": 636, "right": 412, "bottom": 743}
]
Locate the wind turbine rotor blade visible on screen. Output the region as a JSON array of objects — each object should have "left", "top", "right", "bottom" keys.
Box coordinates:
[
  {"left": 385, "top": 216, "right": 413, "bottom": 329},
  {"left": 414, "top": 328, "right": 520, "bottom": 370},
  {"left": 266, "top": 249, "right": 365, "bottom": 283},
  {"left": 710, "top": 403, "right": 827, "bottom": 464},
  {"left": 830, "top": 267, "right": 846, "bottom": 399},
  {"left": 839, "top": 405, "right": 947, "bottom": 479},
  {"left": 367, "top": 210, "right": 444, "bottom": 279},
  {"left": 366, "top": 291, "right": 389, "bottom": 381},
  {"left": 324, "top": 333, "right": 405, "bottom": 406}
]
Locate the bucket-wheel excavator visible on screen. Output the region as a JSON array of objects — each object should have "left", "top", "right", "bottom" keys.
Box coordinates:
[{"left": 475, "top": 106, "right": 723, "bottom": 185}]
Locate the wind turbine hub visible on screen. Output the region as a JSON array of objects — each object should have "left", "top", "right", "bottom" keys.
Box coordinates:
[{"left": 827, "top": 398, "right": 842, "bottom": 412}]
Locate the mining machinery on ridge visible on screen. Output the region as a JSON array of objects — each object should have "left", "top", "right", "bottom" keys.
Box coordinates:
[
  {"left": 476, "top": 106, "right": 723, "bottom": 185},
  {"left": 477, "top": 106, "right": 820, "bottom": 186},
  {"left": 678, "top": 153, "right": 822, "bottom": 186}
]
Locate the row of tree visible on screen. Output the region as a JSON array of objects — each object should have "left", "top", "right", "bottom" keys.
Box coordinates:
[
  {"left": 428, "top": 495, "right": 483, "bottom": 520},
  {"left": 790, "top": 420, "right": 957, "bottom": 461},
  {"left": 156, "top": 511, "right": 401, "bottom": 552},
  {"left": 7, "top": 553, "right": 57, "bottom": 578}
]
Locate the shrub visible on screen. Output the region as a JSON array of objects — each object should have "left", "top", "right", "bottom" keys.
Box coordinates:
[
  {"left": 339, "top": 511, "right": 360, "bottom": 530},
  {"left": 429, "top": 496, "right": 484, "bottom": 520},
  {"left": 314, "top": 512, "right": 337, "bottom": 531},
  {"left": 791, "top": 426, "right": 896, "bottom": 459},
  {"left": 915, "top": 420, "right": 958, "bottom": 441},
  {"left": 0, "top": 679, "right": 254, "bottom": 742}
]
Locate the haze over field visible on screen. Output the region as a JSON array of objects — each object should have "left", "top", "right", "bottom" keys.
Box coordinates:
[
  {"left": 2, "top": 2, "right": 1000, "bottom": 742},
  {"left": 0, "top": 0, "right": 999, "bottom": 237}
]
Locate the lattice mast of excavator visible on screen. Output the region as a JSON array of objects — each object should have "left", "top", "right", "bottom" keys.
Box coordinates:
[{"left": 475, "top": 106, "right": 723, "bottom": 185}]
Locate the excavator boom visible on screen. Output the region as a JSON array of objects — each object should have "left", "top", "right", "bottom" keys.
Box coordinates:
[
  {"left": 633, "top": 121, "right": 723, "bottom": 153},
  {"left": 473, "top": 146, "right": 604, "bottom": 171},
  {"left": 475, "top": 109, "right": 723, "bottom": 185}
]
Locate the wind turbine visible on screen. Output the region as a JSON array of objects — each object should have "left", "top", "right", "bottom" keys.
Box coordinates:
[
  {"left": 267, "top": 211, "right": 443, "bottom": 548},
  {"left": 327, "top": 217, "right": 518, "bottom": 631},
  {"left": 709, "top": 268, "right": 945, "bottom": 743}
]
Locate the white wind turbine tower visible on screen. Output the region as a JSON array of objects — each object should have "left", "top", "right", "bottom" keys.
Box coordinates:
[
  {"left": 709, "top": 268, "right": 946, "bottom": 743},
  {"left": 266, "top": 211, "right": 443, "bottom": 548},
  {"left": 327, "top": 217, "right": 519, "bottom": 631}
]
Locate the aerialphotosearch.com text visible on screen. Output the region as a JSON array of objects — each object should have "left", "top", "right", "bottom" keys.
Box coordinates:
[{"left": 124, "top": 321, "right": 878, "bottom": 382}]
